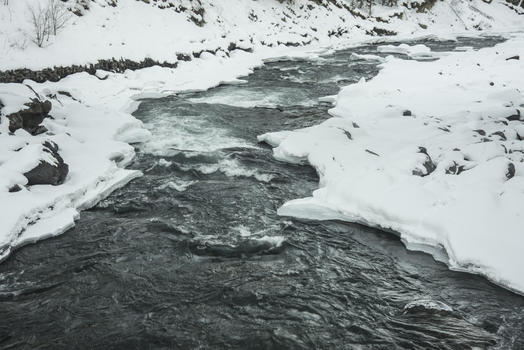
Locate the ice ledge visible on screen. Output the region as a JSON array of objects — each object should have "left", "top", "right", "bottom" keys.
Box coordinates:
[
  {"left": 0, "top": 167, "right": 142, "bottom": 262},
  {"left": 278, "top": 196, "right": 524, "bottom": 296}
]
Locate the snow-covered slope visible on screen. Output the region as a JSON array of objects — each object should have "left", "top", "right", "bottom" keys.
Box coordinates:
[
  {"left": 1, "top": 0, "right": 522, "bottom": 71},
  {"left": 260, "top": 34, "right": 524, "bottom": 294},
  {"left": 0, "top": 0, "right": 523, "bottom": 292}
]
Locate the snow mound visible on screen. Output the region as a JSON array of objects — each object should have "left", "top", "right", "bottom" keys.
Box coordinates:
[{"left": 0, "top": 83, "right": 145, "bottom": 260}]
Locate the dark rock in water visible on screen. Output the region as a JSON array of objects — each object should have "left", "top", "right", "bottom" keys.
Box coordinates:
[
  {"left": 506, "top": 162, "right": 515, "bottom": 180},
  {"left": 147, "top": 219, "right": 188, "bottom": 236},
  {"left": 24, "top": 141, "right": 69, "bottom": 186},
  {"left": 7, "top": 98, "right": 52, "bottom": 135},
  {"left": 189, "top": 238, "right": 286, "bottom": 258},
  {"left": 403, "top": 300, "right": 453, "bottom": 315},
  {"left": 403, "top": 110, "right": 412, "bottom": 117}
]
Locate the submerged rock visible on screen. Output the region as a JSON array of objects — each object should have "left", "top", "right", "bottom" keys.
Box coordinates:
[
  {"left": 403, "top": 299, "right": 453, "bottom": 315},
  {"left": 24, "top": 141, "right": 69, "bottom": 186},
  {"left": 189, "top": 237, "right": 286, "bottom": 258}
]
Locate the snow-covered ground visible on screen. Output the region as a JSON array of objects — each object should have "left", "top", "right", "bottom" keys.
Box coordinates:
[
  {"left": 0, "top": 0, "right": 523, "bottom": 292},
  {"left": 260, "top": 34, "right": 524, "bottom": 294}
]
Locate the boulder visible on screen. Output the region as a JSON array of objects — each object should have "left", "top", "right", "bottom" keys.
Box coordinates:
[
  {"left": 24, "top": 141, "right": 69, "bottom": 186},
  {"left": 412, "top": 147, "right": 436, "bottom": 177},
  {"left": 506, "top": 162, "right": 515, "bottom": 180},
  {"left": 7, "top": 98, "right": 52, "bottom": 135}
]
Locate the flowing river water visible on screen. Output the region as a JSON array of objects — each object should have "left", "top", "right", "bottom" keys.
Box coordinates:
[{"left": 1, "top": 37, "right": 524, "bottom": 349}]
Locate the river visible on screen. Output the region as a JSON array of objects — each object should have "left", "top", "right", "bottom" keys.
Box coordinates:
[{"left": 1, "top": 36, "right": 523, "bottom": 349}]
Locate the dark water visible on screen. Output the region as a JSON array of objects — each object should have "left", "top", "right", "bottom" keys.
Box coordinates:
[{"left": 2, "top": 37, "right": 524, "bottom": 349}]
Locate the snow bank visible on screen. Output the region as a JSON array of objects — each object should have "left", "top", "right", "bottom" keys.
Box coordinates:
[
  {"left": 259, "top": 36, "right": 524, "bottom": 293},
  {"left": 0, "top": 81, "right": 145, "bottom": 260}
]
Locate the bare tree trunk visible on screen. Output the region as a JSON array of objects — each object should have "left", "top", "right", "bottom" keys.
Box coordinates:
[{"left": 28, "top": 2, "right": 50, "bottom": 47}]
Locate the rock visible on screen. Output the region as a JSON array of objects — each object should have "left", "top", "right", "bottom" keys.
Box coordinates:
[
  {"left": 176, "top": 53, "right": 192, "bottom": 61},
  {"left": 474, "top": 129, "right": 486, "bottom": 136},
  {"left": 33, "top": 125, "right": 49, "bottom": 136},
  {"left": 413, "top": 147, "right": 436, "bottom": 177},
  {"left": 188, "top": 238, "right": 286, "bottom": 258},
  {"left": 507, "top": 109, "right": 521, "bottom": 121},
  {"left": 8, "top": 184, "right": 22, "bottom": 193},
  {"left": 24, "top": 141, "right": 69, "bottom": 186},
  {"left": 506, "top": 162, "right": 515, "bottom": 180},
  {"left": 367, "top": 27, "right": 397, "bottom": 36},
  {"left": 365, "top": 149, "right": 380, "bottom": 156},
  {"left": 490, "top": 131, "right": 507, "bottom": 141},
  {"left": 403, "top": 299, "right": 453, "bottom": 315},
  {"left": 403, "top": 110, "right": 412, "bottom": 117},
  {"left": 7, "top": 98, "right": 52, "bottom": 135},
  {"left": 446, "top": 161, "right": 465, "bottom": 175}
]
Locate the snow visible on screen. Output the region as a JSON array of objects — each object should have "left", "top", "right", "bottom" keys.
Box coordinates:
[
  {"left": 260, "top": 36, "right": 524, "bottom": 294},
  {"left": 0, "top": 84, "right": 41, "bottom": 115},
  {"left": 377, "top": 43, "right": 441, "bottom": 60},
  {"left": 0, "top": 0, "right": 523, "bottom": 293}
]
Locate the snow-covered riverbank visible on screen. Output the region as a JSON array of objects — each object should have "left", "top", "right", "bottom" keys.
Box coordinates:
[
  {"left": 0, "top": 46, "right": 289, "bottom": 260},
  {"left": 260, "top": 33, "right": 524, "bottom": 294},
  {"left": 0, "top": 0, "right": 523, "bottom": 292}
]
